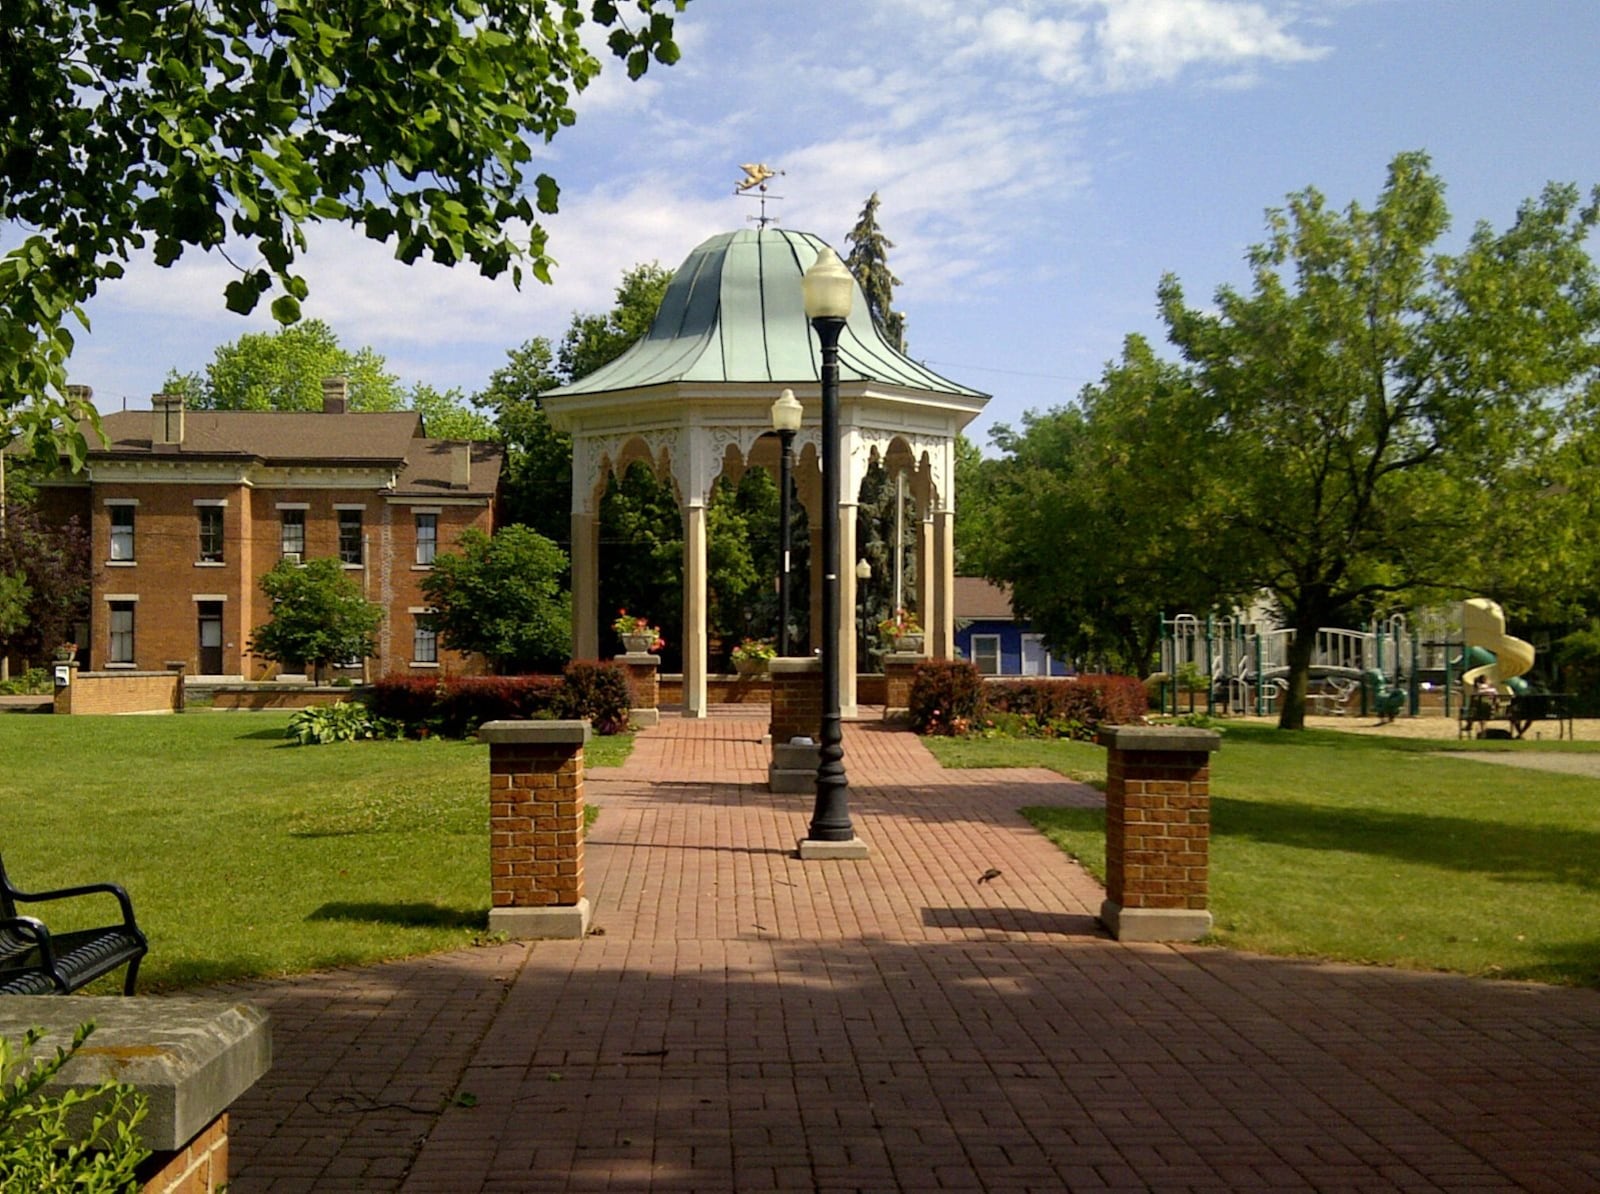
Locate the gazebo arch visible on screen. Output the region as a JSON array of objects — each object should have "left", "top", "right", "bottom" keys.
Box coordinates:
[{"left": 543, "top": 228, "right": 988, "bottom": 718}]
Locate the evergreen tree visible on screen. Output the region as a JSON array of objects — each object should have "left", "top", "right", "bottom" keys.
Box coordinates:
[{"left": 844, "top": 192, "right": 907, "bottom": 352}]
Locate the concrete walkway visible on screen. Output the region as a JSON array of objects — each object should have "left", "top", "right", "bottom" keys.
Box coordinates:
[{"left": 219, "top": 713, "right": 1600, "bottom": 1192}]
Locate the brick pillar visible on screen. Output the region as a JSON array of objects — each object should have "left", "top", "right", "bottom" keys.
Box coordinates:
[
  {"left": 769, "top": 657, "right": 822, "bottom": 793},
  {"left": 618, "top": 652, "right": 660, "bottom": 727},
  {"left": 479, "top": 720, "right": 591, "bottom": 939},
  {"left": 52, "top": 660, "right": 78, "bottom": 715},
  {"left": 1097, "top": 725, "right": 1221, "bottom": 942},
  {"left": 881, "top": 653, "right": 920, "bottom": 722}
]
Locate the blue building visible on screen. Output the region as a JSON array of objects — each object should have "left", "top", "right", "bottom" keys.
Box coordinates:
[{"left": 953, "top": 577, "right": 1071, "bottom": 676}]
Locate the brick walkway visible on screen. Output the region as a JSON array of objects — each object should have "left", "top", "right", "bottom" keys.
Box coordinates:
[{"left": 220, "top": 712, "right": 1600, "bottom": 1192}]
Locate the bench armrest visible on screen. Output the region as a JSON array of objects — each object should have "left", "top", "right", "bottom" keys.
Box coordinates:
[
  {"left": 5, "top": 881, "right": 139, "bottom": 928},
  {"left": 0, "top": 915, "right": 58, "bottom": 969}
]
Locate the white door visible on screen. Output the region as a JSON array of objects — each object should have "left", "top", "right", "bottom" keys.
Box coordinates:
[{"left": 1021, "top": 634, "right": 1048, "bottom": 676}]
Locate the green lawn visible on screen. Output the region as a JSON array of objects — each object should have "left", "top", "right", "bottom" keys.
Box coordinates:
[
  {"left": 926, "top": 724, "right": 1600, "bottom": 988},
  {"left": 1, "top": 713, "right": 632, "bottom": 991}
]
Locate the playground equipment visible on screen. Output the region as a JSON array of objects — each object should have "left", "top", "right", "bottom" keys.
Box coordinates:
[
  {"left": 1457, "top": 597, "right": 1533, "bottom": 696},
  {"left": 1157, "top": 613, "right": 1419, "bottom": 717},
  {"left": 1159, "top": 598, "right": 1542, "bottom": 721}
]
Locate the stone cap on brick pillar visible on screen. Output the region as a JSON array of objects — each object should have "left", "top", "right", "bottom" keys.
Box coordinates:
[
  {"left": 478, "top": 720, "right": 590, "bottom": 745},
  {"left": 1097, "top": 725, "right": 1222, "bottom": 754},
  {"left": 770, "top": 658, "right": 821, "bottom": 676},
  {"left": 0, "top": 996, "right": 270, "bottom": 1151}
]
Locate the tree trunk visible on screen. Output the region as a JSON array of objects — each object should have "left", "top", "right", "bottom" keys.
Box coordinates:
[{"left": 1277, "top": 621, "right": 1319, "bottom": 730}]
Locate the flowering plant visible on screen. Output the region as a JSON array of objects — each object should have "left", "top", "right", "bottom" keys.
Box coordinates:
[
  {"left": 612, "top": 610, "right": 664, "bottom": 652},
  {"left": 876, "top": 608, "right": 922, "bottom": 640},
  {"left": 731, "top": 637, "right": 777, "bottom": 663}
]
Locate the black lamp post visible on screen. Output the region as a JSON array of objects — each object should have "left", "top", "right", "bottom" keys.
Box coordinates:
[
  {"left": 770, "top": 388, "right": 802, "bottom": 657},
  {"left": 801, "top": 246, "right": 858, "bottom": 847}
]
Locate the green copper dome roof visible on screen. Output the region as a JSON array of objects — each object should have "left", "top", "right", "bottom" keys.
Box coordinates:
[{"left": 546, "top": 228, "right": 986, "bottom": 399}]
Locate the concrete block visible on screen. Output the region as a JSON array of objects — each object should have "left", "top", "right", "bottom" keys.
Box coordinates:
[
  {"left": 1099, "top": 900, "right": 1213, "bottom": 942},
  {"left": 796, "top": 837, "right": 871, "bottom": 860},
  {"left": 489, "top": 898, "right": 591, "bottom": 940},
  {"left": 629, "top": 708, "right": 660, "bottom": 728},
  {"left": 478, "top": 720, "right": 589, "bottom": 746},
  {"left": 0, "top": 997, "right": 270, "bottom": 1151}
]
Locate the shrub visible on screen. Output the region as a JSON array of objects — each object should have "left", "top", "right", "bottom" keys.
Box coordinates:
[
  {"left": 285, "top": 702, "right": 398, "bottom": 745},
  {"left": 0, "top": 668, "right": 51, "bottom": 696},
  {"left": 908, "top": 660, "right": 985, "bottom": 735},
  {"left": 361, "top": 667, "right": 632, "bottom": 738},
  {"left": 558, "top": 661, "right": 633, "bottom": 734},
  {"left": 984, "top": 675, "right": 1148, "bottom": 740},
  {"left": 364, "top": 674, "right": 443, "bottom": 732},
  {"left": 0, "top": 1023, "right": 150, "bottom": 1192},
  {"left": 434, "top": 675, "right": 565, "bottom": 737}
]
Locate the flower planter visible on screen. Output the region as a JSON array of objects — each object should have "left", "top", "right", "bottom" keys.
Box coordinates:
[
  {"left": 733, "top": 656, "right": 768, "bottom": 677},
  {"left": 890, "top": 633, "right": 924, "bottom": 654},
  {"left": 622, "top": 633, "right": 656, "bottom": 654}
]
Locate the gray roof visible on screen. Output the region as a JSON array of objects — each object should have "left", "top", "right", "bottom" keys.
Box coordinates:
[
  {"left": 546, "top": 228, "right": 987, "bottom": 399},
  {"left": 81, "top": 409, "right": 502, "bottom": 497}
]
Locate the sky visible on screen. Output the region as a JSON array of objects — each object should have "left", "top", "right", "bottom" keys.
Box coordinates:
[{"left": 53, "top": 0, "right": 1600, "bottom": 452}]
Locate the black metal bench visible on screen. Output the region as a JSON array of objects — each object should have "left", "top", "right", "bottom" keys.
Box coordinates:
[{"left": 0, "top": 854, "right": 148, "bottom": 995}]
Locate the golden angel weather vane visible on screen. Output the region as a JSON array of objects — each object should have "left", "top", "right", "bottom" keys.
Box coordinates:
[{"left": 734, "top": 163, "right": 785, "bottom": 226}]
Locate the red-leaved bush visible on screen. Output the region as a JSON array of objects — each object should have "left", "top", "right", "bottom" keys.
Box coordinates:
[
  {"left": 366, "top": 668, "right": 633, "bottom": 738},
  {"left": 984, "top": 675, "right": 1148, "bottom": 738},
  {"left": 908, "top": 660, "right": 986, "bottom": 735}
]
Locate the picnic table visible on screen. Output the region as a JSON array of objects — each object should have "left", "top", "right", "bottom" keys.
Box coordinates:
[{"left": 1459, "top": 691, "right": 1576, "bottom": 740}]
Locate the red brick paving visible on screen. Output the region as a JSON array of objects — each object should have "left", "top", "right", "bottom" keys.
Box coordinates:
[{"left": 218, "top": 710, "right": 1600, "bottom": 1191}]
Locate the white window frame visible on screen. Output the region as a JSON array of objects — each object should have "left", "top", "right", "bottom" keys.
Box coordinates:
[
  {"left": 1021, "top": 633, "right": 1050, "bottom": 677},
  {"left": 415, "top": 511, "right": 438, "bottom": 566},
  {"left": 411, "top": 608, "right": 439, "bottom": 667},
  {"left": 971, "top": 634, "right": 1002, "bottom": 676},
  {"left": 108, "top": 601, "right": 136, "bottom": 666},
  {"left": 337, "top": 507, "right": 364, "bottom": 566},
  {"left": 109, "top": 504, "right": 135, "bottom": 562},
  {"left": 197, "top": 504, "right": 225, "bottom": 563},
  {"left": 280, "top": 508, "right": 306, "bottom": 558}
]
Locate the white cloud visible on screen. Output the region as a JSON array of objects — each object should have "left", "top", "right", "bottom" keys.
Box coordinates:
[{"left": 1094, "top": 0, "right": 1328, "bottom": 89}]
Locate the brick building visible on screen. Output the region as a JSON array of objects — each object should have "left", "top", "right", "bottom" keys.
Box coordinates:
[{"left": 35, "top": 382, "right": 501, "bottom": 679}]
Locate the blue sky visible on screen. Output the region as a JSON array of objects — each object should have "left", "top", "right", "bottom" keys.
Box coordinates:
[{"left": 57, "top": 0, "right": 1600, "bottom": 450}]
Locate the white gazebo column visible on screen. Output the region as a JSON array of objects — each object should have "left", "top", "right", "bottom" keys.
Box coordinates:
[
  {"left": 571, "top": 509, "right": 600, "bottom": 660},
  {"left": 682, "top": 501, "right": 709, "bottom": 718},
  {"left": 932, "top": 507, "right": 955, "bottom": 659},
  {"left": 838, "top": 499, "right": 859, "bottom": 717},
  {"left": 917, "top": 513, "right": 934, "bottom": 654}
]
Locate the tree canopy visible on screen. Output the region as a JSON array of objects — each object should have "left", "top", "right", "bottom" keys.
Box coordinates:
[
  {"left": 977, "top": 152, "right": 1600, "bottom": 726},
  {"left": 0, "top": 500, "right": 90, "bottom": 669},
  {"left": 421, "top": 525, "right": 570, "bottom": 672},
  {"left": 164, "top": 319, "right": 401, "bottom": 411},
  {"left": 1, "top": 0, "right": 686, "bottom": 466},
  {"left": 249, "top": 557, "right": 384, "bottom": 682},
  {"left": 844, "top": 192, "right": 906, "bottom": 352}
]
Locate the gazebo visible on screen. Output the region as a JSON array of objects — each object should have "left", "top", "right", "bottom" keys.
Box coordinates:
[{"left": 542, "top": 227, "right": 988, "bottom": 718}]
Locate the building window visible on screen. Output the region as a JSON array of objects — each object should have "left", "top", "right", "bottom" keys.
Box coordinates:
[
  {"left": 281, "top": 509, "right": 305, "bottom": 559},
  {"left": 1021, "top": 634, "right": 1050, "bottom": 676},
  {"left": 109, "top": 506, "right": 135, "bottom": 561},
  {"left": 198, "top": 506, "right": 224, "bottom": 562},
  {"left": 109, "top": 602, "right": 136, "bottom": 665},
  {"left": 413, "top": 615, "right": 438, "bottom": 664},
  {"left": 338, "top": 509, "right": 363, "bottom": 565},
  {"left": 415, "top": 513, "right": 437, "bottom": 566},
  {"left": 971, "top": 634, "right": 1001, "bottom": 676}
]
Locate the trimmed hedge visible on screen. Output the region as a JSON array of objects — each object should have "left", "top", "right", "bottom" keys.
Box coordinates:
[
  {"left": 984, "top": 675, "right": 1149, "bottom": 739},
  {"left": 908, "top": 665, "right": 1149, "bottom": 739},
  {"left": 366, "top": 664, "right": 632, "bottom": 738},
  {"left": 908, "top": 660, "right": 985, "bottom": 735}
]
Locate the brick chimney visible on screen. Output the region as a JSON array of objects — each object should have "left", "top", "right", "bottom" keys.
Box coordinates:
[
  {"left": 322, "top": 376, "right": 349, "bottom": 414},
  {"left": 450, "top": 443, "right": 472, "bottom": 490},
  {"left": 151, "top": 392, "right": 185, "bottom": 449}
]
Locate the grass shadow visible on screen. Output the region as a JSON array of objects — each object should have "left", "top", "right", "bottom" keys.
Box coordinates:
[
  {"left": 1213, "top": 795, "right": 1600, "bottom": 891},
  {"left": 306, "top": 901, "right": 487, "bottom": 929}
]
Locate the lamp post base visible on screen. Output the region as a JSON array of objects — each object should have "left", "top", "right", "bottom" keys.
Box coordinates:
[{"left": 796, "top": 836, "right": 870, "bottom": 861}]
